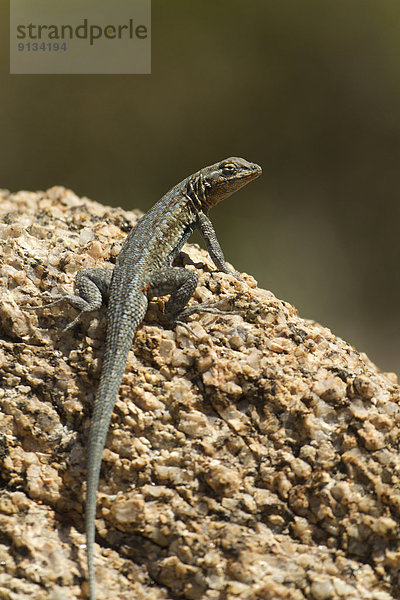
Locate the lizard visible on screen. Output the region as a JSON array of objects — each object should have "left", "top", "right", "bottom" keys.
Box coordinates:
[{"left": 32, "top": 157, "right": 261, "bottom": 599}]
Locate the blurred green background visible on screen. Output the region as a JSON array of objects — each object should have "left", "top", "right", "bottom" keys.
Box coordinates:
[{"left": 1, "top": 1, "right": 399, "bottom": 373}]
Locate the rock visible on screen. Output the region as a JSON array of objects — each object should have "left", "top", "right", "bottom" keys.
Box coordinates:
[{"left": 0, "top": 186, "right": 399, "bottom": 599}]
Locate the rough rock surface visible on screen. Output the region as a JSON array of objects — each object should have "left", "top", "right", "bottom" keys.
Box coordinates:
[{"left": 0, "top": 186, "right": 399, "bottom": 600}]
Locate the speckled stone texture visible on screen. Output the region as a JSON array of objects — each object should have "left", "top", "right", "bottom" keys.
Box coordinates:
[{"left": 0, "top": 187, "right": 399, "bottom": 600}]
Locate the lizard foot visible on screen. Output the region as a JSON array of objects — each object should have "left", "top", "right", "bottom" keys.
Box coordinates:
[
  {"left": 25, "top": 296, "right": 91, "bottom": 331},
  {"left": 173, "top": 299, "right": 236, "bottom": 323},
  {"left": 24, "top": 295, "right": 67, "bottom": 310}
]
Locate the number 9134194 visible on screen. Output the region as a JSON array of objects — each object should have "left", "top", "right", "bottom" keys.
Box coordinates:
[{"left": 18, "top": 42, "right": 67, "bottom": 51}]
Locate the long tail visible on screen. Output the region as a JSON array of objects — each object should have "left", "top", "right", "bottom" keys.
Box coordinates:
[{"left": 86, "top": 300, "right": 147, "bottom": 600}]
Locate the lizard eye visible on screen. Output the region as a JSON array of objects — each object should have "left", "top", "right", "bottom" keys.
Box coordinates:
[{"left": 221, "top": 163, "right": 236, "bottom": 175}]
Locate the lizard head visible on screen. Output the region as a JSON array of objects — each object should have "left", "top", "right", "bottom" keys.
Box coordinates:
[{"left": 199, "top": 157, "right": 262, "bottom": 210}]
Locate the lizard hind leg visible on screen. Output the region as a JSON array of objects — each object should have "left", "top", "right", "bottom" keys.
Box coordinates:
[
  {"left": 147, "top": 266, "right": 199, "bottom": 323},
  {"left": 148, "top": 266, "right": 234, "bottom": 324},
  {"left": 29, "top": 267, "right": 113, "bottom": 331}
]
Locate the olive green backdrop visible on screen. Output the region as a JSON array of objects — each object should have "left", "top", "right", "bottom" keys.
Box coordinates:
[{"left": 1, "top": 1, "right": 399, "bottom": 372}]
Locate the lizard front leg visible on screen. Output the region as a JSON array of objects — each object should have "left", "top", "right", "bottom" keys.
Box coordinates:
[{"left": 196, "top": 212, "right": 238, "bottom": 276}]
